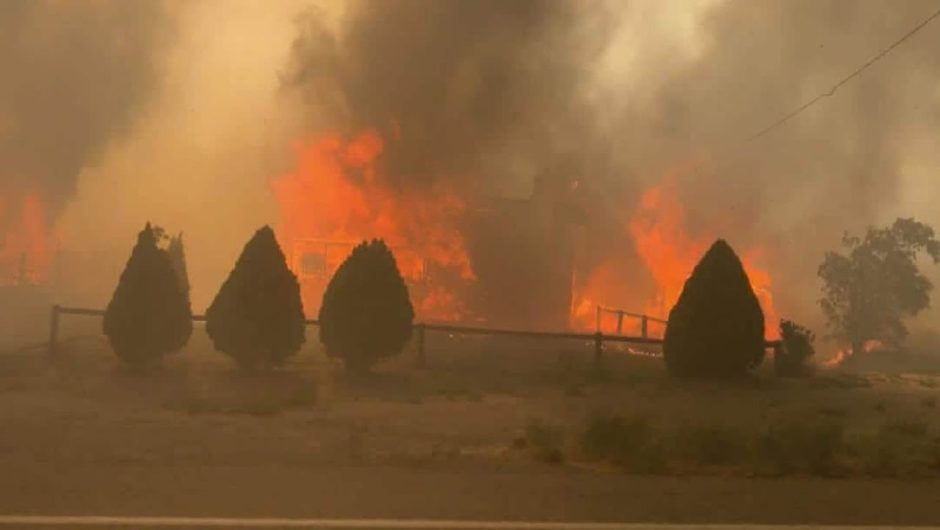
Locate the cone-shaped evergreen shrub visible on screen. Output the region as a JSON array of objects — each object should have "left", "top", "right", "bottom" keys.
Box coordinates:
[
  {"left": 103, "top": 223, "right": 193, "bottom": 366},
  {"left": 319, "top": 239, "right": 414, "bottom": 373},
  {"left": 663, "top": 239, "right": 765, "bottom": 377},
  {"left": 206, "top": 226, "right": 305, "bottom": 369},
  {"left": 167, "top": 233, "right": 190, "bottom": 303}
]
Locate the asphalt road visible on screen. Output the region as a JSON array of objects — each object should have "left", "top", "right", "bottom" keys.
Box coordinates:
[
  {"left": 0, "top": 516, "right": 939, "bottom": 530},
  {"left": 3, "top": 463, "right": 940, "bottom": 527}
]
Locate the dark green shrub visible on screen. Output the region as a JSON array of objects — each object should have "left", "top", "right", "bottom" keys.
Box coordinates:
[
  {"left": 103, "top": 223, "right": 192, "bottom": 366},
  {"left": 882, "top": 419, "right": 928, "bottom": 437},
  {"left": 319, "top": 239, "right": 414, "bottom": 373},
  {"left": 676, "top": 424, "right": 745, "bottom": 466},
  {"left": 663, "top": 239, "right": 765, "bottom": 377},
  {"left": 524, "top": 420, "right": 565, "bottom": 464},
  {"left": 206, "top": 226, "right": 305, "bottom": 370},
  {"left": 756, "top": 421, "right": 845, "bottom": 475},
  {"left": 582, "top": 415, "right": 664, "bottom": 472},
  {"left": 859, "top": 427, "right": 934, "bottom": 477},
  {"left": 775, "top": 319, "right": 815, "bottom": 377}
]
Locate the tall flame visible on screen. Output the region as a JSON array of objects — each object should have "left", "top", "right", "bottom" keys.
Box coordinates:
[
  {"left": 271, "top": 129, "right": 474, "bottom": 321},
  {"left": 570, "top": 175, "right": 780, "bottom": 339},
  {"left": 629, "top": 178, "right": 780, "bottom": 339},
  {"left": 0, "top": 192, "right": 53, "bottom": 286}
]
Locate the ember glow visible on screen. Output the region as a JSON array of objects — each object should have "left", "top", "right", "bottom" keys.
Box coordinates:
[
  {"left": 271, "top": 129, "right": 475, "bottom": 321},
  {"left": 0, "top": 192, "right": 54, "bottom": 286},
  {"left": 823, "top": 339, "right": 884, "bottom": 368}
]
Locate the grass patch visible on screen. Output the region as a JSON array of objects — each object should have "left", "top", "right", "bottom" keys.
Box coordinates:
[
  {"left": 581, "top": 415, "right": 665, "bottom": 473},
  {"left": 881, "top": 419, "right": 929, "bottom": 437},
  {"left": 810, "top": 374, "right": 872, "bottom": 389},
  {"left": 166, "top": 373, "right": 318, "bottom": 417},
  {"left": 523, "top": 420, "right": 565, "bottom": 464},
  {"left": 856, "top": 426, "right": 935, "bottom": 477},
  {"left": 675, "top": 424, "right": 746, "bottom": 467},
  {"left": 753, "top": 421, "right": 845, "bottom": 476},
  {"left": 816, "top": 406, "right": 848, "bottom": 418}
]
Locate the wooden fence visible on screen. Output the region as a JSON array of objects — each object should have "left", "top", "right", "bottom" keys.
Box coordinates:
[
  {"left": 48, "top": 304, "right": 782, "bottom": 365},
  {"left": 595, "top": 305, "right": 667, "bottom": 338}
]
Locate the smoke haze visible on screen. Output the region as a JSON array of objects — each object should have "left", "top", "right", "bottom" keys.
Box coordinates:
[
  {"left": 5, "top": 0, "right": 939, "bottom": 337},
  {"left": 0, "top": 0, "right": 171, "bottom": 228}
]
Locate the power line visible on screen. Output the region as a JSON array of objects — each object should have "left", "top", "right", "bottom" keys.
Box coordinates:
[{"left": 746, "top": 5, "right": 940, "bottom": 142}]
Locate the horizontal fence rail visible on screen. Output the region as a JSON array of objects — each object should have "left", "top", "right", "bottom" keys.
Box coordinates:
[
  {"left": 596, "top": 305, "right": 667, "bottom": 338},
  {"left": 48, "top": 305, "right": 782, "bottom": 364}
]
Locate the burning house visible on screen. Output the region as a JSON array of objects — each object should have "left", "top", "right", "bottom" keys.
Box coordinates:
[
  {"left": 281, "top": 156, "right": 586, "bottom": 330},
  {"left": 464, "top": 173, "right": 586, "bottom": 330}
]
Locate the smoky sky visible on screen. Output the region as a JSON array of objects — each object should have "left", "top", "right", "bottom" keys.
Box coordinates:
[
  {"left": 0, "top": 0, "right": 172, "bottom": 229},
  {"left": 637, "top": 0, "right": 940, "bottom": 320},
  {"left": 284, "top": 0, "right": 616, "bottom": 192},
  {"left": 633, "top": 0, "right": 940, "bottom": 236},
  {"left": 285, "top": 0, "right": 940, "bottom": 327},
  {"left": 286, "top": 0, "right": 940, "bottom": 225}
]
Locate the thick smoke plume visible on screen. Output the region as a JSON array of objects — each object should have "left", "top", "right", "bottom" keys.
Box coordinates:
[
  {"left": 286, "top": 0, "right": 940, "bottom": 331},
  {"left": 0, "top": 0, "right": 172, "bottom": 230},
  {"left": 285, "top": 0, "right": 615, "bottom": 192}
]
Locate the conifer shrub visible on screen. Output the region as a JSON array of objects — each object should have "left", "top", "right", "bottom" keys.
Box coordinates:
[
  {"left": 206, "top": 226, "right": 305, "bottom": 370},
  {"left": 663, "top": 239, "right": 765, "bottom": 377},
  {"left": 319, "top": 239, "right": 414, "bottom": 373},
  {"left": 103, "top": 223, "right": 193, "bottom": 366}
]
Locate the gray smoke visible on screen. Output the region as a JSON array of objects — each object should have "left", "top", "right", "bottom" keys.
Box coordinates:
[
  {"left": 0, "top": 0, "right": 173, "bottom": 230},
  {"left": 283, "top": 0, "right": 940, "bottom": 328},
  {"left": 284, "top": 0, "right": 616, "bottom": 192},
  {"left": 629, "top": 0, "right": 940, "bottom": 322}
]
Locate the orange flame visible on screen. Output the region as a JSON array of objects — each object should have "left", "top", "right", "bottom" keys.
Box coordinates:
[
  {"left": 822, "top": 339, "right": 883, "bottom": 368},
  {"left": 0, "top": 192, "right": 53, "bottom": 286},
  {"left": 571, "top": 174, "right": 779, "bottom": 339},
  {"left": 271, "top": 129, "right": 475, "bottom": 321},
  {"left": 629, "top": 178, "right": 779, "bottom": 339}
]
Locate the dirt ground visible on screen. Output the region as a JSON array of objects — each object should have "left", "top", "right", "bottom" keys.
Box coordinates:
[{"left": 2, "top": 323, "right": 940, "bottom": 524}]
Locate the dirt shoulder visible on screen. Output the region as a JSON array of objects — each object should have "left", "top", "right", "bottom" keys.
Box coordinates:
[{"left": 2, "top": 335, "right": 939, "bottom": 524}]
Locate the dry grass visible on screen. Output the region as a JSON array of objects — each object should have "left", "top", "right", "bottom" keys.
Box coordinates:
[{"left": 0, "top": 328, "right": 938, "bottom": 478}]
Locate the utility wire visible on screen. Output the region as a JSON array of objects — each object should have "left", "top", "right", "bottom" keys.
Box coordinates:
[{"left": 746, "top": 5, "right": 940, "bottom": 142}]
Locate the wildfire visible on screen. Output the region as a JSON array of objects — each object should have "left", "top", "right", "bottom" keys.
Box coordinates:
[
  {"left": 822, "top": 339, "right": 883, "bottom": 368},
  {"left": 571, "top": 174, "right": 780, "bottom": 339},
  {"left": 271, "top": 128, "right": 475, "bottom": 321},
  {"left": 630, "top": 178, "right": 780, "bottom": 339},
  {"left": 0, "top": 192, "right": 54, "bottom": 286}
]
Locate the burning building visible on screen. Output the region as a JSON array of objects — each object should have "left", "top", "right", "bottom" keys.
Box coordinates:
[
  {"left": 465, "top": 173, "right": 586, "bottom": 330},
  {"left": 273, "top": 128, "right": 586, "bottom": 329}
]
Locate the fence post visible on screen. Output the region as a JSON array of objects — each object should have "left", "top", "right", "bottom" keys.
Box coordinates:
[
  {"left": 641, "top": 315, "right": 648, "bottom": 339},
  {"left": 48, "top": 304, "right": 60, "bottom": 357},
  {"left": 595, "top": 305, "right": 601, "bottom": 333},
  {"left": 415, "top": 323, "right": 426, "bottom": 366},
  {"left": 593, "top": 331, "right": 603, "bottom": 366},
  {"left": 616, "top": 311, "right": 624, "bottom": 335}
]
